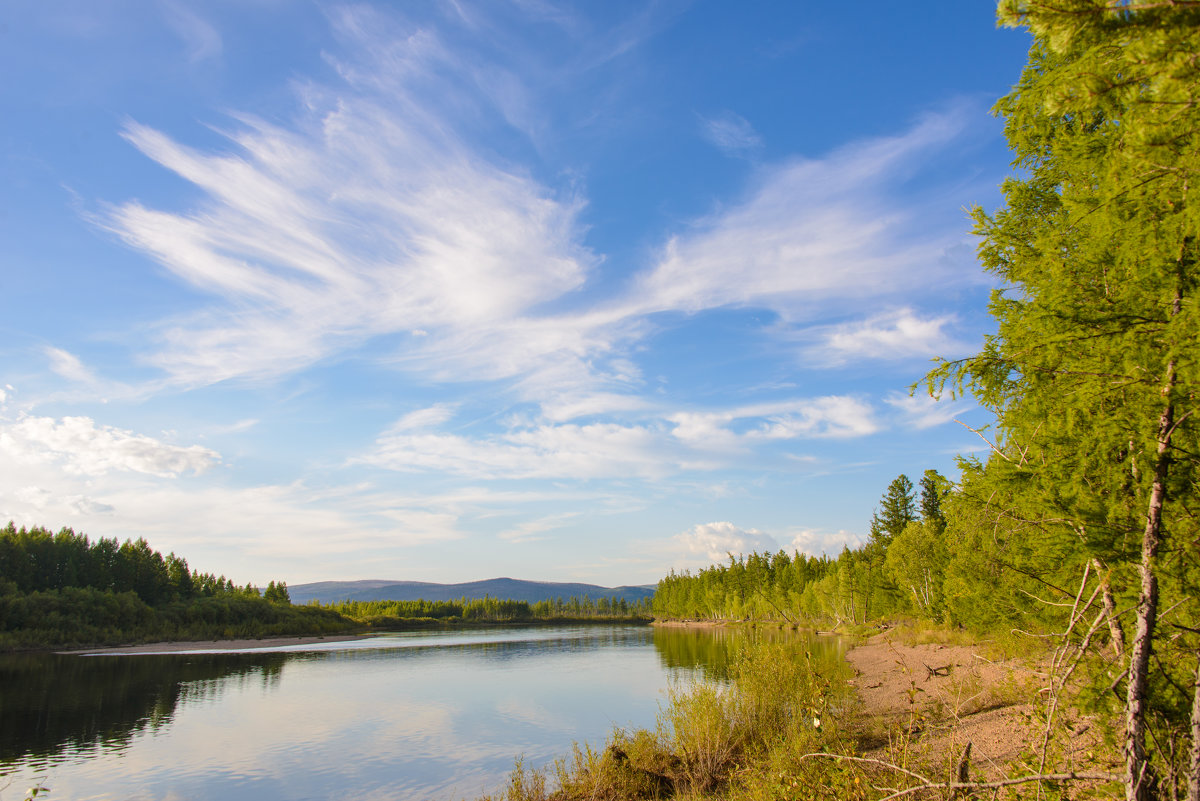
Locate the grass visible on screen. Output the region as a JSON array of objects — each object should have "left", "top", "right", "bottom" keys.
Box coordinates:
[
  {"left": 476, "top": 638, "right": 868, "bottom": 801},
  {"left": 473, "top": 623, "right": 1088, "bottom": 801}
]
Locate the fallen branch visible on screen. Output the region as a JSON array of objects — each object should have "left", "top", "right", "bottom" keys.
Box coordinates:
[
  {"left": 799, "top": 752, "right": 1119, "bottom": 801},
  {"left": 922, "top": 663, "right": 952, "bottom": 680}
]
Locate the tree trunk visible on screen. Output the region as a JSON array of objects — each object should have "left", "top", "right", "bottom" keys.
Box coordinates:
[
  {"left": 1188, "top": 654, "right": 1200, "bottom": 801},
  {"left": 1093, "top": 558, "right": 1126, "bottom": 659},
  {"left": 1124, "top": 359, "right": 1176, "bottom": 801}
]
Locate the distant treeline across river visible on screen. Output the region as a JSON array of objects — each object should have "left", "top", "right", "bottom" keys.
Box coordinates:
[{"left": 0, "top": 523, "right": 651, "bottom": 651}]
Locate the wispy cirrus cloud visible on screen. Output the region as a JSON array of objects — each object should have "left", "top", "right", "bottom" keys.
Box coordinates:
[
  {"left": 356, "top": 421, "right": 687, "bottom": 480},
  {"left": 668, "top": 396, "right": 879, "bottom": 450},
  {"left": 885, "top": 391, "right": 973, "bottom": 430},
  {"left": 160, "top": 1, "right": 222, "bottom": 64},
  {"left": 700, "top": 111, "right": 763, "bottom": 156},
  {"left": 357, "top": 394, "right": 877, "bottom": 481},
  {"left": 631, "top": 107, "right": 979, "bottom": 318},
  {"left": 99, "top": 3, "right": 987, "bottom": 416},
  {"left": 103, "top": 6, "right": 596, "bottom": 390},
  {"left": 45, "top": 346, "right": 100, "bottom": 385}
]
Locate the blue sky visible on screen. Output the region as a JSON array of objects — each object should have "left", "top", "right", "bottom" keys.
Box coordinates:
[{"left": 0, "top": 2, "right": 1029, "bottom": 586}]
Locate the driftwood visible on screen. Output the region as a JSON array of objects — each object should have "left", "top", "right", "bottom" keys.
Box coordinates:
[{"left": 922, "top": 662, "right": 952, "bottom": 681}]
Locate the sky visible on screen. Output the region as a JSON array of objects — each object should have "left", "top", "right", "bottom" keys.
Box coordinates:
[{"left": 0, "top": 2, "right": 1031, "bottom": 587}]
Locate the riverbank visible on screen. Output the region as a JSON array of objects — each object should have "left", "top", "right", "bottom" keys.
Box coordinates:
[
  {"left": 847, "top": 630, "right": 1041, "bottom": 777},
  {"left": 606, "top": 618, "right": 1119, "bottom": 797},
  {"left": 57, "top": 632, "right": 375, "bottom": 655},
  {"left": 844, "top": 628, "right": 1115, "bottom": 784}
]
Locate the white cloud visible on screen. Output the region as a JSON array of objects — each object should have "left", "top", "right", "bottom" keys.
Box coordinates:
[
  {"left": 669, "top": 396, "right": 879, "bottom": 446},
  {"left": 0, "top": 416, "right": 220, "bottom": 477},
  {"left": 498, "top": 513, "right": 578, "bottom": 544},
  {"left": 46, "top": 346, "right": 99, "bottom": 385},
  {"left": 885, "top": 391, "right": 972, "bottom": 430},
  {"left": 211, "top": 418, "right": 259, "bottom": 435},
  {"left": 98, "top": 6, "right": 988, "bottom": 423},
  {"left": 0, "top": 468, "right": 467, "bottom": 583},
  {"left": 677, "top": 521, "right": 778, "bottom": 561},
  {"left": 800, "top": 308, "right": 966, "bottom": 366},
  {"left": 700, "top": 111, "right": 762, "bottom": 155},
  {"left": 357, "top": 394, "right": 878, "bottom": 481},
  {"left": 786, "top": 527, "right": 863, "bottom": 557},
  {"left": 14, "top": 485, "right": 115, "bottom": 516},
  {"left": 631, "top": 107, "right": 977, "bottom": 317},
  {"left": 356, "top": 421, "right": 689, "bottom": 480},
  {"left": 538, "top": 391, "right": 650, "bottom": 423},
  {"left": 387, "top": 404, "right": 458, "bottom": 432}
]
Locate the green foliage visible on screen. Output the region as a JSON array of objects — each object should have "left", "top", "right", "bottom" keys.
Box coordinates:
[
  {"left": 0, "top": 522, "right": 353, "bottom": 649},
  {"left": 481, "top": 638, "right": 851, "bottom": 801},
  {"left": 922, "top": 5, "right": 1200, "bottom": 797},
  {"left": 262, "top": 581, "right": 291, "bottom": 605},
  {"left": 326, "top": 594, "right": 652, "bottom": 628},
  {"left": 653, "top": 550, "right": 835, "bottom": 623},
  {"left": 884, "top": 521, "right": 946, "bottom": 620},
  {"left": 917, "top": 469, "right": 948, "bottom": 534}
]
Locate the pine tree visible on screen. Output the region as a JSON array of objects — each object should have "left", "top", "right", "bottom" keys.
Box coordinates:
[
  {"left": 870, "top": 474, "right": 916, "bottom": 547},
  {"left": 918, "top": 469, "right": 948, "bottom": 535}
]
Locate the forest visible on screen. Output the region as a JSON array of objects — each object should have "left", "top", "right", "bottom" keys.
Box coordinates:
[
  {"left": 325, "top": 595, "right": 652, "bottom": 628},
  {"left": 0, "top": 522, "right": 350, "bottom": 649}
]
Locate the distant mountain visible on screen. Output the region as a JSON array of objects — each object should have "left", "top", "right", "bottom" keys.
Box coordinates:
[{"left": 288, "top": 577, "right": 657, "bottom": 606}]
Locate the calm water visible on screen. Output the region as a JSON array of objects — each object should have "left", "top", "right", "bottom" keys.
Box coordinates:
[{"left": 0, "top": 625, "right": 841, "bottom": 801}]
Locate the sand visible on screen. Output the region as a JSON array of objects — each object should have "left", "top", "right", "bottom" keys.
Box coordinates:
[{"left": 845, "top": 630, "right": 1111, "bottom": 781}]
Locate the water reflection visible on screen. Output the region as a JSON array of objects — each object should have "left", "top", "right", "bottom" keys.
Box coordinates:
[
  {"left": 0, "top": 651, "right": 286, "bottom": 767},
  {"left": 652, "top": 624, "right": 845, "bottom": 681},
  {"left": 0, "top": 624, "right": 840, "bottom": 801}
]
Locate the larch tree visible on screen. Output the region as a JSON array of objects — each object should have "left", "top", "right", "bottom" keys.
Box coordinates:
[{"left": 931, "top": 3, "right": 1200, "bottom": 798}]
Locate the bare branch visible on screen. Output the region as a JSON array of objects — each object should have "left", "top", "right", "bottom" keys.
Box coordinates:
[
  {"left": 954, "top": 419, "right": 1012, "bottom": 462},
  {"left": 797, "top": 753, "right": 1118, "bottom": 801}
]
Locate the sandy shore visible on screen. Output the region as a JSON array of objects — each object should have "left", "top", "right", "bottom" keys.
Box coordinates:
[
  {"left": 844, "top": 631, "right": 1111, "bottom": 781},
  {"left": 58, "top": 633, "right": 373, "bottom": 655}
]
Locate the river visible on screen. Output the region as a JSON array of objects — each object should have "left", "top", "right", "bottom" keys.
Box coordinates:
[{"left": 0, "top": 624, "right": 841, "bottom": 800}]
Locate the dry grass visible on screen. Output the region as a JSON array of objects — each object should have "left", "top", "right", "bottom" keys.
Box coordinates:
[{"left": 476, "top": 639, "right": 855, "bottom": 801}]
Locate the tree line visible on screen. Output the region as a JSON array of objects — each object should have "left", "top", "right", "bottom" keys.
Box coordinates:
[
  {"left": 325, "top": 594, "right": 652, "bottom": 627},
  {"left": 651, "top": 470, "right": 954, "bottom": 626},
  {"left": 0, "top": 523, "right": 344, "bottom": 649},
  {"left": 0, "top": 522, "right": 652, "bottom": 648}
]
